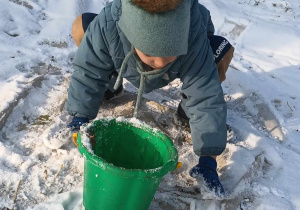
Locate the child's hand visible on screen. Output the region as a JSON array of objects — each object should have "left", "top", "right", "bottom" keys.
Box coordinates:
[{"left": 67, "top": 117, "right": 89, "bottom": 131}]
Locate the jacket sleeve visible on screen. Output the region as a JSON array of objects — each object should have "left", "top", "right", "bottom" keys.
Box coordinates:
[
  {"left": 207, "top": 15, "right": 215, "bottom": 36},
  {"left": 67, "top": 10, "right": 114, "bottom": 119},
  {"left": 180, "top": 35, "right": 227, "bottom": 156},
  {"left": 198, "top": 3, "right": 215, "bottom": 36}
]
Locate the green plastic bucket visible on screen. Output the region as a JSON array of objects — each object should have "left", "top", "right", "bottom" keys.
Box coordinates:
[{"left": 77, "top": 118, "right": 178, "bottom": 210}]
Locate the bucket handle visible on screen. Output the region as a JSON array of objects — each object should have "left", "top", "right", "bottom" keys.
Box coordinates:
[
  {"left": 176, "top": 162, "right": 183, "bottom": 169},
  {"left": 72, "top": 131, "right": 96, "bottom": 148},
  {"left": 73, "top": 133, "right": 78, "bottom": 147}
]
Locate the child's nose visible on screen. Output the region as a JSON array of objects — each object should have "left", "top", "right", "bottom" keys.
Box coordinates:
[{"left": 154, "top": 58, "right": 169, "bottom": 69}]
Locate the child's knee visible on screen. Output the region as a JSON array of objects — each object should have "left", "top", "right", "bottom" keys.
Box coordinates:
[
  {"left": 72, "top": 13, "right": 98, "bottom": 47},
  {"left": 72, "top": 14, "right": 85, "bottom": 47},
  {"left": 217, "top": 46, "right": 234, "bottom": 83},
  {"left": 208, "top": 35, "right": 234, "bottom": 83}
]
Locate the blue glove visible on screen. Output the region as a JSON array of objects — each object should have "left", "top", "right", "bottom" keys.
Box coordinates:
[
  {"left": 67, "top": 117, "right": 89, "bottom": 131},
  {"left": 189, "top": 156, "right": 225, "bottom": 196}
]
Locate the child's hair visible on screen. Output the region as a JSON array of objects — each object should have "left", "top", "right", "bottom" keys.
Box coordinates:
[{"left": 131, "top": 0, "right": 184, "bottom": 13}]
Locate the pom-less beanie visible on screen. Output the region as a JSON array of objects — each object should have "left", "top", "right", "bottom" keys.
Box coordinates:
[{"left": 118, "top": 0, "right": 191, "bottom": 57}]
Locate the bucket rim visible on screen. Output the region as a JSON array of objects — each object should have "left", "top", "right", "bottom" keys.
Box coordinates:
[{"left": 77, "top": 118, "right": 178, "bottom": 178}]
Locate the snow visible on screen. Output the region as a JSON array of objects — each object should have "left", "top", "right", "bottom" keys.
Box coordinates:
[
  {"left": 80, "top": 126, "right": 94, "bottom": 155},
  {"left": 0, "top": 0, "right": 300, "bottom": 209}
]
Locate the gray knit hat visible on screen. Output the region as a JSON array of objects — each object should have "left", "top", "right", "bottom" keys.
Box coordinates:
[{"left": 119, "top": 0, "right": 191, "bottom": 57}]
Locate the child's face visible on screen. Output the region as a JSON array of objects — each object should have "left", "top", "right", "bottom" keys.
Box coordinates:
[{"left": 135, "top": 48, "right": 177, "bottom": 70}]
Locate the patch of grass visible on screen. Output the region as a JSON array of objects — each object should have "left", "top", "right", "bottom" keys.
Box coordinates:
[{"left": 32, "top": 115, "right": 51, "bottom": 125}]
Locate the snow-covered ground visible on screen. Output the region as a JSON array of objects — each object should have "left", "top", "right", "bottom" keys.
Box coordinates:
[{"left": 0, "top": 0, "right": 300, "bottom": 209}]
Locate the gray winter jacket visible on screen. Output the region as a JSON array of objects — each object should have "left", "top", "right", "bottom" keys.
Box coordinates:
[{"left": 67, "top": 0, "right": 227, "bottom": 156}]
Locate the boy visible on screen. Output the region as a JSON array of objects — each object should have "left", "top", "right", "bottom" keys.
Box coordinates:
[{"left": 67, "top": 0, "right": 234, "bottom": 196}]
